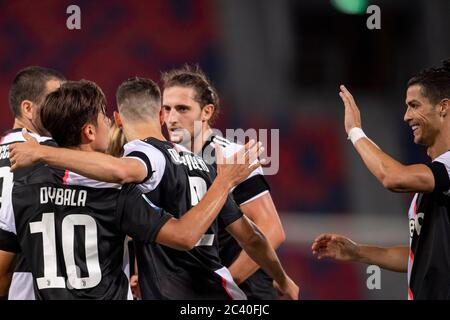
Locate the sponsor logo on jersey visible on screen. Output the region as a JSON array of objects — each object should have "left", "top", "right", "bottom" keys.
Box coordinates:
[{"left": 409, "top": 212, "right": 424, "bottom": 238}]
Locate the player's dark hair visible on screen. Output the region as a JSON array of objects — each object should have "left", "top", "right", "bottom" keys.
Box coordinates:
[
  {"left": 40, "top": 80, "right": 107, "bottom": 147},
  {"left": 407, "top": 58, "right": 450, "bottom": 105},
  {"left": 161, "top": 64, "right": 220, "bottom": 125},
  {"left": 9, "top": 66, "right": 65, "bottom": 118},
  {"left": 116, "top": 77, "right": 161, "bottom": 121}
]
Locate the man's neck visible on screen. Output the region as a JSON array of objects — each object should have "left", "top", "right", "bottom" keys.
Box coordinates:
[
  {"left": 123, "top": 121, "right": 166, "bottom": 142},
  {"left": 427, "top": 126, "right": 450, "bottom": 160},
  {"left": 191, "top": 126, "right": 213, "bottom": 154},
  {"left": 13, "top": 118, "right": 36, "bottom": 133}
]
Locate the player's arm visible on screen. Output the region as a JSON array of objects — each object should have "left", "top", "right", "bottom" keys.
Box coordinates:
[
  {"left": 226, "top": 216, "right": 299, "bottom": 299},
  {"left": 0, "top": 221, "right": 21, "bottom": 299},
  {"left": 156, "top": 174, "right": 239, "bottom": 250},
  {"left": 340, "top": 85, "right": 435, "bottom": 193},
  {"left": 312, "top": 233, "right": 408, "bottom": 273},
  {"left": 228, "top": 192, "right": 285, "bottom": 284},
  {"left": 0, "top": 229, "right": 19, "bottom": 299},
  {"left": 9, "top": 129, "right": 147, "bottom": 184},
  {"left": 0, "top": 250, "right": 15, "bottom": 299},
  {"left": 157, "top": 141, "right": 264, "bottom": 249},
  {"left": 119, "top": 141, "right": 264, "bottom": 250}
]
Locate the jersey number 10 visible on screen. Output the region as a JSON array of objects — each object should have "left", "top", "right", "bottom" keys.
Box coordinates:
[{"left": 30, "top": 212, "right": 101, "bottom": 290}]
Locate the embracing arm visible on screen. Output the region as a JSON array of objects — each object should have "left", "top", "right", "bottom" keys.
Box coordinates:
[
  {"left": 40, "top": 146, "right": 145, "bottom": 184},
  {"left": 121, "top": 140, "right": 264, "bottom": 251},
  {"left": 157, "top": 142, "right": 264, "bottom": 250},
  {"left": 9, "top": 130, "right": 147, "bottom": 184},
  {"left": 156, "top": 176, "right": 235, "bottom": 250}
]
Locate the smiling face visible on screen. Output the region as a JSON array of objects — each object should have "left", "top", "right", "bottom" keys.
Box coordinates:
[{"left": 404, "top": 84, "right": 442, "bottom": 146}]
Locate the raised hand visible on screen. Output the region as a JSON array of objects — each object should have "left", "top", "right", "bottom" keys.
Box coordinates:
[
  {"left": 339, "top": 85, "right": 362, "bottom": 135},
  {"left": 215, "top": 139, "right": 264, "bottom": 188}
]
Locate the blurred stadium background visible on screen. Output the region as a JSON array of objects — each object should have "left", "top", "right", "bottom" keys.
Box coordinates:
[{"left": 1, "top": 0, "right": 449, "bottom": 299}]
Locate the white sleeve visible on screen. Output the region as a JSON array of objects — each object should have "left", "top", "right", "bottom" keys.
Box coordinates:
[
  {"left": 123, "top": 140, "right": 166, "bottom": 193},
  {"left": 433, "top": 151, "right": 450, "bottom": 175},
  {"left": 0, "top": 166, "right": 16, "bottom": 234},
  {"left": 0, "top": 197, "right": 16, "bottom": 234}
]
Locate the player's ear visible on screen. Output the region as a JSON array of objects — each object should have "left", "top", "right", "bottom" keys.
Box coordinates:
[
  {"left": 159, "top": 108, "right": 165, "bottom": 126},
  {"left": 81, "top": 123, "right": 96, "bottom": 143},
  {"left": 114, "top": 111, "right": 123, "bottom": 128},
  {"left": 20, "top": 100, "right": 34, "bottom": 121},
  {"left": 201, "top": 104, "right": 215, "bottom": 122},
  {"left": 439, "top": 98, "right": 449, "bottom": 117}
]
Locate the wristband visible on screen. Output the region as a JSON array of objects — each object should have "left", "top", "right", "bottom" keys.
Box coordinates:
[{"left": 348, "top": 127, "right": 366, "bottom": 145}]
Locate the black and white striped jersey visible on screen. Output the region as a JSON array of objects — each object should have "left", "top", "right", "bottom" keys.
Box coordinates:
[
  {"left": 0, "top": 128, "right": 54, "bottom": 300},
  {"left": 408, "top": 151, "right": 450, "bottom": 300},
  {"left": 200, "top": 135, "right": 277, "bottom": 300},
  {"left": 8, "top": 164, "right": 171, "bottom": 300},
  {"left": 123, "top": 137, "right": 246, "bottom": 300},
  {"left": 201, "top": 135, "right": 270, "bottom": 205}
]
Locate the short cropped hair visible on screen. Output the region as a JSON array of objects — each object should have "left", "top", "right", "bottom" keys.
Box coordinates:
[
  {"left": 407, "top": 58, "right": 450, "bottom": 105},
  {"left": 9, "top": 66, "right": 65, "bottom": 117},
  {"left": 116, "top": 77, "right": 161, "bottom": 121},
  {"left": 40, "top": 80, "right": 107, "bottom": 147}
]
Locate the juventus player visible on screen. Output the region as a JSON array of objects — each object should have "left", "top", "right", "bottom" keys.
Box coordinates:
[
  {"left": 10, "top": 77, "right": 299, "bottom": 300},
  {"left": 161, "top": 65, "right": 285, "bottom": 299},
  {"left": 7, "top": 80, "right": 261, "bottom": 299},
  {"left": 312, "top": 59, "right": 450, "bottom": 300},
  {"left": 0, "top": 66, "right": 65, "bottom": 300}
]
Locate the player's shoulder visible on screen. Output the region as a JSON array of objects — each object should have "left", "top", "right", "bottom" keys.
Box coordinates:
[
  {"left": 123, "top": 138, "right": 169, "bottom": 156},
  {"left": 174, "top": 143, "right": 191, "bottom": 153},
  {"left": 14, "top": 161, "right": 122, "bottom": 189},
  {"left": 433, "top": 150, "right": 450, "bottom": 166},
  {"left": 13, "top": 165, "right": 63, "bottom": 188},
  {"left": 0, "top": 128, "right": 52, "bottom": 145},
  {"left": 64, "top": 171, "right": 122, "bottom": 190}
]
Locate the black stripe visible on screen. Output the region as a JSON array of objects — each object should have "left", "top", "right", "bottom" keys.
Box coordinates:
[
  {"left": 126, "top": 151, "right": 153, "bottom": 183},
  {"left": 0, "top": 228, "right": 21, "bottom": 253},
  {"left": 213, "top": 140, "right": 228, "bottom": 148},
  {"left": 427, "top": 161, "right": 450, "bottom": 193},
  {"left": 232, "top": 174, "right": 271, "bottom": 205},
  {"left": 40, "top": 139, "right": 58, "bottom": 147}
]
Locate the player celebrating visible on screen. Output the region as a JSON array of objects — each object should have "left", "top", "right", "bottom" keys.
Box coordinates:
[
  {"left": 10, "top": 77, "right": 299, "bottom": 300},
  {"left": 312, "top": 59, "right": 450, "bottom": 300},
  {"left": 0, "top": 66, "right": 65, "bottom": 300},
  {"left": 161, "top": 65, "right": 285, "bottom": 299},
  {"left": 5, "top": 80, "right": 261, "bottom": 299}
]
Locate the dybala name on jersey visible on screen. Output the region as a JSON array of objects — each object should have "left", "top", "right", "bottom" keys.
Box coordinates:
[{"left": 40, "top": 186, "right": 87, "bottom": 207}]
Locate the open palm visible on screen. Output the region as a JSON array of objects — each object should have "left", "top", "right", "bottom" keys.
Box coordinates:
[{"left": 311, "top": 234, "right": 359, "bottom": 262}]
